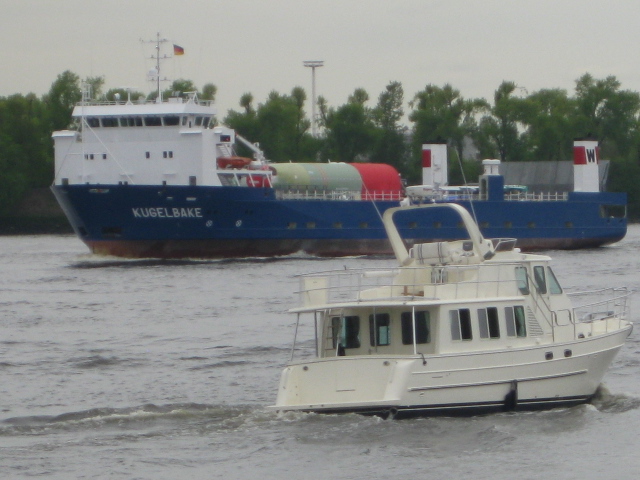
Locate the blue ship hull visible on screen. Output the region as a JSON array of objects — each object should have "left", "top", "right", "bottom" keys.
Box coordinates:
[{"left": 51, "top": 184, "right": 627, "bottom": 258}]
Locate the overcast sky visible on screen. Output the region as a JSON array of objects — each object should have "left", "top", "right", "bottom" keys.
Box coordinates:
[{"left": 3, "top": 0, "right": 640, "bottom": 123}]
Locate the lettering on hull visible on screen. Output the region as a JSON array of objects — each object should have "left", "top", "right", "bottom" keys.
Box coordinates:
[{"left": 132, "top": 207, "right": 203, "bottom": 219}]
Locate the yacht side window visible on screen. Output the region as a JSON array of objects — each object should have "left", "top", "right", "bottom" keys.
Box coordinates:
[
  {"left": 401, "top": 311, "right": 431, "bottom": 344},
  {"left": 505, "top": 306, "right": 527, "bottom": 337},
  {"left": 331, "top": 316, "right": 360, "bottom": 349},
  {"left": 546, "top": 267, "right": 563, "bottom": 294},
  {"left": 533, "top": 266, "right": 547, "bottom": 294},
  {"left": 478, "top": 307, "right": 500, "bottom": 339},
  {"left": 450, "top": 309, "right": 472, "bottom": 341},
  {"left": 515, "top": 266, "right": 530, "bottom": 295},
  {"left": 369, "top": 313, "right": 390, "bottom": 346}
]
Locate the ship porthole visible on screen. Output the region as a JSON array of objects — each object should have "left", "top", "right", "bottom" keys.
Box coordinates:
[{"left": 235, "top": 220, "right": 242, "bottom": 227}]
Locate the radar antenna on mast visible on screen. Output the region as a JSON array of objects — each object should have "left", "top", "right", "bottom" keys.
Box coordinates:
[{"left": 141, "top": 32, "right": 172, "bottom": 101}]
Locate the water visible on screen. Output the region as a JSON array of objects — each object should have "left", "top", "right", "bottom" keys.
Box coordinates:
[{"left": 1, "top": 228, "right": 640, "bottom": 479}]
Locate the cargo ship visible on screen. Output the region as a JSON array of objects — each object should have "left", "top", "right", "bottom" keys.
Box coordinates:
[{"left": 50, "top": 88, "right": 627, "bottom": 259}]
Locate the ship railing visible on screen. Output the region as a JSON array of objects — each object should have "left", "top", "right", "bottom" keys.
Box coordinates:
[
  {"left": 75, "top": 98, "right": 214, "bottom": 107},
  {"left": 414, "top": 191, "right": 569, "bottom": 202},
  {"left": 296, "top": 263, "right": 524, "bottom": 307},
  {"left": 275, "top": 188, "right": 404, "bottom": 201},
  {"left": 568, "top": 287, "right": 632, "bottom": 333},
  {"left": 502, "top": 192, "right": 569, "bottom": 201}
]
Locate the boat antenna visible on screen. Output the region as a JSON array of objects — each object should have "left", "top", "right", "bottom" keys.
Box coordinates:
[
  {"left": 452, "top": 144, "right": 479, "bottom": 224},
  {"left": 141, "top": 32, "right": 171, "bottom": 101}
]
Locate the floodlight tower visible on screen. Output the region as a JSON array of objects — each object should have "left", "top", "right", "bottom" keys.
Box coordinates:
[{"left": 303, "top": 60, "right": 324, "bottom": 137}]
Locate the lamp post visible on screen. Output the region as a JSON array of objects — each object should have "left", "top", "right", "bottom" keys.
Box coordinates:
[{"left": 303, "top": 60, "right": 324, "bottom": 137}]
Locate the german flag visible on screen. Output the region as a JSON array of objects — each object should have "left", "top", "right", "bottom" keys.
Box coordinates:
[{"left": 173, "top": 44, "right": 184, "bottom": 56}]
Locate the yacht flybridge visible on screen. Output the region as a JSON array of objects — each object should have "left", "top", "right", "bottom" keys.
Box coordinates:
[{"left": 271, "top": 203, "right": 632, "bottom": 418}]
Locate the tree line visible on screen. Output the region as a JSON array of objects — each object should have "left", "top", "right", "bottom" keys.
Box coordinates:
[{"left": 1, "top": 70, "right": 639, "bottom": 218}]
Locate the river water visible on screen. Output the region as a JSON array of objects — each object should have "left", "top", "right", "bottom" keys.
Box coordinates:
[{"left": 1, "top": 227, "right": 640, "bottom": 479}]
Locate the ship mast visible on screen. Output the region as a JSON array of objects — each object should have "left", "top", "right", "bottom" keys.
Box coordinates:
[{"left": 143, "top": 32, "right": 171, "bottom": 101}]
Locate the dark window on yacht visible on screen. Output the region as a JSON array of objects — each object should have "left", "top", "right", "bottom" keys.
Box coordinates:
[
  {"left": 220, "top": 134, "right": 231, "bottom": 142},
  {"left": 86, "top": 117, "right": 100, "bottom": 128},
  {"left": 102, "top": 154, "right": 107, "bottom": 160},
  {"left": 515, "top": 266, "right": 529, "bottom": 295},
  {"left": 144, "top": 117, "right": 162, "bottom": 126},
  {"left": 533, "top": 266, "right": 547, "bottom": 294},
  {"left": 101, "top": 117, "right": 118, "bottom": 127},
  {"left": 189, "top": 176, "right": 197, "bottom": 186},
  {"left": 195, "top": 116, "right": 203, "bottom": 126},
  {"left": 547, "top": 267, "right": 562, "bottom": 294},
  {"left": 369, "top": 313, "right": 391, "bottom": 346},
  {"left": 333, "top": 222, "right": 342, "bottom": 229},
  {"left": 401, "top": 311, "right": 430, "bottom": 344},
  {"left": 505, "top": 306, "right": 527, "bottom": 337},
  {"left": 164, "top": 116, "right": 180, "bottom": 126},
  {"left": 134, "top": 117, "right": 143, "bottom": 126},
  {"left": 450, "top": 309, "right": 472, "bottom": 341},
  {"left": 145, "top": 152, "right": 150, "bottom": 159},
  {"left": 169, "top": 151, "right": 173, "bottom": 158},
  {"left": 331, "top": 316, "right": 360, "bottom": 349},
  {"left": 478, "top": 307, "right": 500, "bottom": 339},
  {"left": 163, "top": 151, "right": 167, "bottom": 158},
  {"left": 306, "top": 222, "right": 316, "bottom": 229}
]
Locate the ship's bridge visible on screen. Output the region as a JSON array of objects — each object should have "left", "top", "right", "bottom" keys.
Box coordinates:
[{"left": 52, "top": 97, "right": 234, "bottom": 187}]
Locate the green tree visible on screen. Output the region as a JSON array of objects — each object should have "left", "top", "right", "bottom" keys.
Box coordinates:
[
  {"left": 409, "top": 83, "right": 486, "bottom": 182},
  {"left": 475, "top": 81, "right": 529, "bottom": 162},
  {"left": 43, "top": 70, "right": 81, "bottom": 131},
  {"left": 201, "top": 83, "right": 217, "bottom": 102},
  {"left": 0, "top": 93, "right": 52, "bottom": 213},
  {"left": 320, "top": 89, "right": 377, "bottom": 162},
  {"left": 519, "top": 88, "right": 577, "bottom": 161},
  {"left": 371, "top": 81, "right": 408, "bottom": 171},
  {"left": 225, "top": 88, "right": 317, "bottom": 162},
  {"left": 574, "top": 74, "right": 640, "bottom": 159},
  {"left": 85, "top": 76, "right": 105, "bottom": 100}
]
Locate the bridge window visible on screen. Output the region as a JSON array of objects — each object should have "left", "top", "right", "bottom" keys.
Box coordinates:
[
  {"left": 547, "top": 267, "right": 562, "bottom": 294},
  {"left": 86, "top": 117, "right": 100, "bottom": 128},
  {"left": 331, "top": 316, "right": 360, "bottom": 349},
  {"left": 401, "top": 311, "right": 430, "bottom": 344},
  {"left": 478, "top": 307, "right": 500, "bottom": 339},
  {"left": 369, "top": 313, "right": 390, "bottom": 346},
  {"left": 533, "top": 266, "right": 547, "bottom": 294},
  {"left": 515, "top": 266, "right": 529, "bottom": 295},
  {"left": 101, "top": 117, "right": 118, "bottom": 127},
  {"left": 144, "top": 117, "right": 162, "bottom": 127},
  {"left": 164, "top": 116, "right": 180, "bottom": 126},
  {"left": 450, "top": 309, "right": 472, "bottom": 341},
  {"left": 505, "top": 306, "right": 527, "bottom": 337}
]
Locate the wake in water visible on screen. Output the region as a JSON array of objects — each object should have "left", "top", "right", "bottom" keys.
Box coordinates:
[
  {"left": 0, "top": 403, "right": 264, "bottom": 436},
  {"left": 590, "top": 385, "right": 640, "bottom": 413}
]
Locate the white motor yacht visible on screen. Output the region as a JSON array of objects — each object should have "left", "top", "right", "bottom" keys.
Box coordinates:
[{"left": 271, "top": 203, "right": 633, "bottom": 418}]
